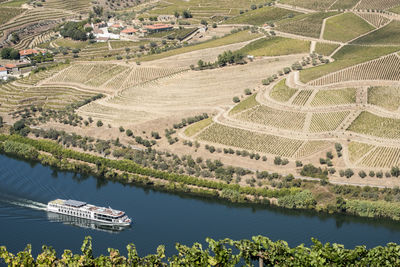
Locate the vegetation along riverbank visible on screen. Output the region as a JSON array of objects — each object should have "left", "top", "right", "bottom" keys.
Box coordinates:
[{"left": 1, "top": 132, "right": 400, "bottom": 222}]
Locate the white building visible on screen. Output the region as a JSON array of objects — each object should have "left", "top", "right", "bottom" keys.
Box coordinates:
[{"left": 0, "top": 67, "right": 7, "bottom": 78}]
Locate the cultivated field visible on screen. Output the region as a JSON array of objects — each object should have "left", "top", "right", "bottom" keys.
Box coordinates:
[
  {"left": 197, "top": 123, "right": 304, "bottom": 157},
  {"left": 269, "top": 79, "right": 297, "bottom": 103},
  {"left": 280, "top": 0, "right": 336, "bottom": 11},
  {"left": 236, "top": 105, "right": 306, "bottom": 131},
  {"left": 368, "top": 86, "right": 400, "bottom": 111},
  {"left": 78, "top": 55, "right": 302, "bottom": 125},
  {"left": 310, "top": 88, "right": 356, "bottom": 106},
  {"left": 238, "top": 37, "right": 310, "bottom": 57},
  {"left": 309, "top": 53, "right": 400, "bottom": 86},
  {"left": 276, "top": 12, "right": 339, "bottom": 38},
  {"left": 323, "top": 12, "right": 374, "bottom": 42}
]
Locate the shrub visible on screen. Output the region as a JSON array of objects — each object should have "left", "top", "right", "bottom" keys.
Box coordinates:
[
  {"left": 244, "top": 88, "right": 252, "bottom": 95},
  {"left": 96, "top": 120, "right": 103, "bottom": 127},
  {"left": 126, "top": 129, "right": 133, "bottom": 137},
  {"left": 119, "top": 126, "right": 125, "bottom": 132}
]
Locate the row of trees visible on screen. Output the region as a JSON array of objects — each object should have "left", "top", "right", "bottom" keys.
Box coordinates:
[{"left": 1, "top": 235, "right": 400, "bottom": 266}]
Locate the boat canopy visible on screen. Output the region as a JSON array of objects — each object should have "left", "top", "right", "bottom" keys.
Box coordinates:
[{"left": 65, "top": 199, "right": 87, "bottom": 207}]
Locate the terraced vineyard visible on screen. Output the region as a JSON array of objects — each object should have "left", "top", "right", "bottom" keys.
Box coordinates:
[
  {"left": 197, "top": 123, "right": 304, "bottom": 157},
  {"left": 310, "top": 88, "right": 356, "bottom": 106},
  {"left": 0, "top": 9, "right": 70, "bottom": 32},
  {"left": 236, "top": 105, "right": 306, "bottom": 131},
  {"left": 356, "top": 0, "right": 400, "bottom": 10},
  {"left": 239, "top": 37, "right": 310, "bottom": 57},
  {"left": 41, "top": 0, "right": 91, "bottom": 13},
  {"left": 323, "top": 12, "right": 374, "bottom": 43},
  {"left": 18, "top": 64, "right": 69, "bottom": 86},
  {"left": 356, "top": 12, "right": 390, "bottom": 28},
  {"left": 352, "top": 21, "right": 400, "bottom": 45},
  {"left": 348, "top": 142, "right": 375, "bottom": 164},
  {"left": 348, "top": 111, "right": 400, "bottom": 139},
  {"left": 309, "top": 111, "right": 350, "bottom": 132},
  {"left": 0, "top": 7, "right": 24, "bottom": 25},
  {"left": 293, "top": 141, "right": 332, "bottom": 158},
  {"left": 309, "top": 54, "right": 400, "bottom": 86},
  {"left": 269, "top": 79, "right": 297, "bottom": 103},
  {"left": 360, "top": 146, "right": 400, "bottom": 168},
  {"left": 330, "top": 0, "right": 359, "bottom": 9},
  {"left": 292, "top": 90, "right": 313, "bottom": 106},
  {"left": 280, "top": 0, "right": 336, "bottom": 11},
  {"left": 223, "top": 6, "right": 302, "bottom": 26},
  {"left": 368, "top": 86, "right": 400, "bottom": 111},
  {"left": 0, "top": 83, "right": 95, "bottom": 112},
  {"left": 276, "top": 12, "right": 339, "bottom": 38},
  {"left": 314, "top": 43, "right": 340, "bottom": 56}
]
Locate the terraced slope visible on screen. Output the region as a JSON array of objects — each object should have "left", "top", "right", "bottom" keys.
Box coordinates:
[
  {"left": 276, "top": 11, "right": 339, "bottom": 38},
  {"left": 323, "top": 12, "right": 375, "bottom": 42}
]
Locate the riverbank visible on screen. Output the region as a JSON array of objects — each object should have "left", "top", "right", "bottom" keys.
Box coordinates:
[{"left": 1, "top": 133, "right": 400, "bottom": 222}]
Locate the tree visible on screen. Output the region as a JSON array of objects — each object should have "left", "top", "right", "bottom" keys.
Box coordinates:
[
  {"left": 0, "top": 116, "right": 3, "bottom": 128},
  {"left": 96, "top": 120, "right": 103, "bottom": 127},
  {"left": 200, "top": 19, "right": 208, "bottom": 26},
  {"left": 1, "top": 48, "right": 20, "bottom": 60},
  {"left": 174, "top": 11, "right": 180, "bottom": 18},
  {"left": 182, "top": 10, "right": 192, "bottom": 18},
  {"left": 93, "top": 6, "right": 103, "bottom": 16},
  {"left": 344, "top": 169, "right": 354, "bottom": 178},
  {"left": 358, "top": 170, "right": 367, "bottom": 178},
  {"left": 391, "top": 166, "right": 400, "bottom": 177},
  {"left": 232, "top": 96, "right": 240, "bottom": 103}
]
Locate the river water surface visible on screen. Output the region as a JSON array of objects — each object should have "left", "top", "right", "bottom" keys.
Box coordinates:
[{"left": 1, "top": 154, "right": 400, "bottom": 257}]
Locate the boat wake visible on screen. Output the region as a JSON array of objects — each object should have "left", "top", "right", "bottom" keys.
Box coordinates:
[{"left": 0, "top": 194, "right": 47, "bottom": 211}]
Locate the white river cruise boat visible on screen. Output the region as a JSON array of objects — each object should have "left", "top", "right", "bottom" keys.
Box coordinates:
[{"left": 47, "top": 199, "right": 131, "bottom": 226}]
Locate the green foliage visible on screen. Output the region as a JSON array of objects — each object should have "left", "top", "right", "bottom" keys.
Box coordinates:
[
  {"left": 1, "top": 47, "right": 20, "bottom": 60},
  {"left": 1, "top": 140, "right": 39, "bottom": 160},
  {"left": 278, "top": 190, "right": 317, "bottom": 209},
  {"left": 300, "top": 164, "right": 328, "bottom": 179},
  {"left": 217, "top": 50, "right": 245, "bottom": 66},
  {"left": 3, "top": 235, "right": 400, "bottom": 266},
  {"left": 60, "top": 21, "right": 89, "bottom": 41}
]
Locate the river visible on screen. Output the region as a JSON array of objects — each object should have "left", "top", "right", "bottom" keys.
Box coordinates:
[{"left": 1, "top": 154, "right": 400, "bottom": 257}]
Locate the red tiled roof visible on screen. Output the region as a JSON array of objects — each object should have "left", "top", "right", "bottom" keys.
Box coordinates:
[
  {"left": 0, "top": 67, "right": 6, "bottom": 71},
  {"left": 144, "top": 24, "right": 173, "bottom": 30},
  {"left": 5, "top": 64, "right": 17, "bottom": 68},
  {"left": 19, "top": 49, "right": 44, "bottom": 56},
  {"left": 121, "top": 28, "right": 137, "bottom": 34}
]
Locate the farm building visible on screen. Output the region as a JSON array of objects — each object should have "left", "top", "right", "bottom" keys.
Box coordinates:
[
  {"left": 4, "top": 64, "right": 17, "bottom": 73},
  {"left": 144, "top": 24, "right": 173, "bottom": 33},
  {"left": 121, "top": 28, "right": 138, "bottom": 36}
]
